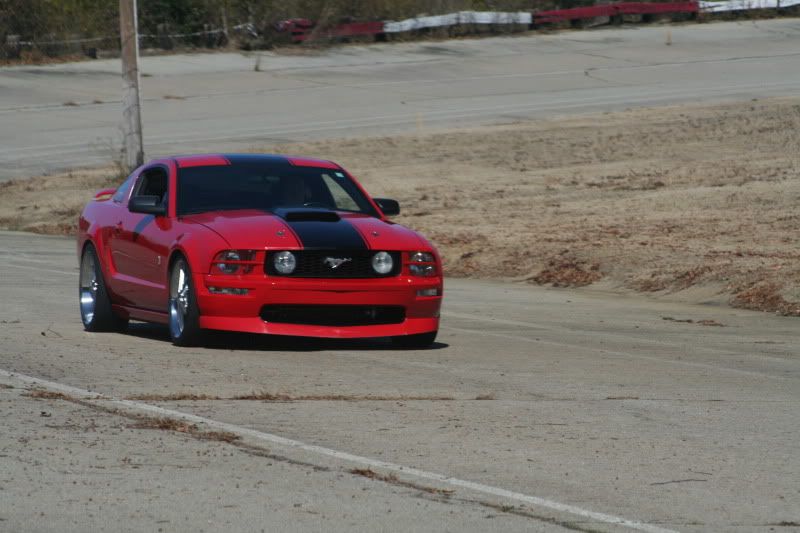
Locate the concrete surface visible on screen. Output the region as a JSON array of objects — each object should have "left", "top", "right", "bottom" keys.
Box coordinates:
[
  {"left": 0, "top": 231, "right": 798, "bottom": 532},
  {"left": 1, "top": 19, "right": 800, "bottom": 180}
]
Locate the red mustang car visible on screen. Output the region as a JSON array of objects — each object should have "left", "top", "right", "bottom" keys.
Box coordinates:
[{"left": 77, "top": 154, "right": 442, "bottom": 347}]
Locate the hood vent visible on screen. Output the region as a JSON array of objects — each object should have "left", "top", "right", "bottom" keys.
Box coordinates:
[{"left": 274, "top": 208, "right": 340, "bottom": 222}]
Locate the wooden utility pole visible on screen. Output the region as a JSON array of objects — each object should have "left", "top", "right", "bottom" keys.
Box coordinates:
[
  {"left": 119, "top": 0, "right": 144, "bottom": 170},
  {"left": 221, "top": 1, "right": 230, "bottom": 41}
]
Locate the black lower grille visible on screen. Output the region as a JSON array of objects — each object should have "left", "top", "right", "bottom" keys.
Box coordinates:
[
  {"left": 266, "top": 250, "right": 401, "bottom": 278},
  {"left": 261, "top": 305, "right": 405, "bottom": 326}
]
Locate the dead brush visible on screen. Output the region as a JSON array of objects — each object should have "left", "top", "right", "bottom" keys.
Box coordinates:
[
  {"left": 24, "top": 389, "right": 71, "bottom": 400},
  {"left": 127, "top": 416, "right": 240, "bottom": 443},
  {"left": 128, "top": 417, "right": 197, "bottom": 433},
  {"left": 127, "top": 393, "right": 220, "bottom": 401},
  {"left": 732, "top": 282, "right": 800, "bottom": 316},
  {"left": 530, "top": 255, "right": 602, "bottom": 287},
  {"left": 350, "top": 468, "right": 454, "bottom": 496},
  {"left": 126, "top": 392, "right": 457, "bottom": 402},
  {"left": 196, "top": 430, "right": 241, "bottom": 443}
]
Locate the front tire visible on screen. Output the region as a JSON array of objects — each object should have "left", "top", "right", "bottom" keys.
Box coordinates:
[
  {"left": 169, "top": 257, "right": 202, "bottom": 346},
  {"left": 391, "top": 331, "right": 438, "bottom": 349},
  {"left": 79, "top": 244, "right": 128, "bottom": 332}
]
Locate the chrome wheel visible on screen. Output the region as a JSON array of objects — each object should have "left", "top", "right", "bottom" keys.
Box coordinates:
[
  {"left": 79, "top": 250, "right": 99, "bottom": 325},
  {"left": 169, "top": 261, "right": 190, "bottom": 339},
  {"left": 78, "top": 245, "right": 127, "bottom": 333}
]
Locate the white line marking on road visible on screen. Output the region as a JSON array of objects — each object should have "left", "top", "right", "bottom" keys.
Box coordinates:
[
  {"left": 441, "top": 324, "right": 793, "bottom": 381},
  {"left": 1, "top": 368, "right": 678, "bottom": 533}
]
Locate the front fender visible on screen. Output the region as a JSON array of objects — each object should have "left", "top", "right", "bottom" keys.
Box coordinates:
[{"left": 168, "top": 227, "right": 230, "bottom": 276}]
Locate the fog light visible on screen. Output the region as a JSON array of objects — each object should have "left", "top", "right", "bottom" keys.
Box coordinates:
[
  {"left": 417, "top": 288, "right": 439, "bottom": 297},
  {"left": 216, "top": 250, "right": 241, "bottom": 274},
  {"left": 208, "top": 286, "right": 249, "bottom": 295},
  {"left": 212, "top": 250, "right": 258, "bottom": 275}
]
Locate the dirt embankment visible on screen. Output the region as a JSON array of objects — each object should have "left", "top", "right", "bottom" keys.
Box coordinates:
[{"left": 1, "top": 98, "right": 798, "bottom": 314}]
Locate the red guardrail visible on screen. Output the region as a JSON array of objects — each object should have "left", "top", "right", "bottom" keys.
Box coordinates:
[
  {"left": 288, "top": 21, "right": 384, "bottom": 42},
  {"left": 279, "top": 3, "right": 700, "bottom": 43},
  {"left": 616, "top": 1, "right": 698, "bottom": 13},
  {"left": 534, "top": 1, "right": 698, "bottom": 24},
  {"left": 329, "top": 22, "right": 385, "bottom": 38}
]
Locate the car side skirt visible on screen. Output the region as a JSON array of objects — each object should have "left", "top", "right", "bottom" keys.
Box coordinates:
[{"left": 112, "top": 304, "right": 169, "bottom": 325}]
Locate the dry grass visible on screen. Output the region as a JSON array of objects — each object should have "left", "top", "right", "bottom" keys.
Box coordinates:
[
  {"left": 530, "top": 256, "right": 602, "bottom": 287},
  {"left": 128, "top": 417, "right": 197, "bottom": 433},
  {"left": 126, "top": 393, "right": 220, "bottom": 401},
  {"left": 731, "top": 282, "right": 800, "bottom": 315},
  {"left": 0, "top": 167, "right": 118, "bottom": 235},
  {"left": 127, "top": 417, "right": 240, "bottom": 443},
  {"left": 2, "top": 98, "right": 798, "bottom": 313},
  {"left": 22, "top": 386, "right": 242, "bottom": 443},
  {"left": 23, "top": 390, "right": 72, "bottom": 400}
]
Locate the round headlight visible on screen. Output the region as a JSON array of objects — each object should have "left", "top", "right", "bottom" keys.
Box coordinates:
[
  {"left": 371, "top": 251, "right": 394, "bottom": 275},
  {"left": 217, "top": 250, "right": 240, "bottom": 274},
  {"left": 274, "top": 251, "right": 296, "bottom": 275}
]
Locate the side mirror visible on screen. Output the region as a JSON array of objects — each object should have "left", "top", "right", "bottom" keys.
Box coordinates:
[
  {"left": 129, "top": 195, "right": 167, "bottom": 216},
  {"left": 374, "top": 198, "right": 400, "bottom": 217}
]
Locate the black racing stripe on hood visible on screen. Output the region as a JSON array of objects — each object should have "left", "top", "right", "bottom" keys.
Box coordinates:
[{"left": 285, "top": 218, "right": 367, "bottom": 250}]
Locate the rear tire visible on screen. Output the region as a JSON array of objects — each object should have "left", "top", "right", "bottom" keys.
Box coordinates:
[
  {"left": 391, "top": 331, "right": 437, "bottom": 349},
  {"left": 79, "top": 244, "right": 128, "bottom": 332},
  {"left": 169, "top": 257, "right": 202, "bottom": 346}
]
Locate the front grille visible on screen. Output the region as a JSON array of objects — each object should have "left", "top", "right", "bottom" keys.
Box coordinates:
[
  {"left": 261, "top": 305, "right": 405, "bottom": 326},
  {"left": 266, "top": 250, "right": 401, "bottom": 278}
]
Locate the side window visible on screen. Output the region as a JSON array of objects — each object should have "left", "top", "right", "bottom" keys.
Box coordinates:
[
  {"left": 112, "top": 173, "right": 136, "bottom": 204},
  {"left": 132, "top": 167, "right": 168, "bottom": 206}
]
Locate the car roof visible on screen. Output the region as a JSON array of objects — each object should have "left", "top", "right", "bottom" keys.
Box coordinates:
[{"left": 169, "top": 153, "right": 341, "bottom": 170}]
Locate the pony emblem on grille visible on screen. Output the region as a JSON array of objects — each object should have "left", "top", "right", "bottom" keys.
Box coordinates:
[{"left": 323, "top": 257, "right": 352, "bottom": 269}]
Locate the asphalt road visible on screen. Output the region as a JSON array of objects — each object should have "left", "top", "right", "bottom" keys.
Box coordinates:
[
  {"left": 1, "top": 231, "right": 798, "bottom": 532},
  {"left": 1, "top": 19, "right": 800, "bottom": 180}
]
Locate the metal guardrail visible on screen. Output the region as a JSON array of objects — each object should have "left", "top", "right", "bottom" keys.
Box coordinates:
[{"left": 3, "top": 1, "right": 796, "bottom": 59}]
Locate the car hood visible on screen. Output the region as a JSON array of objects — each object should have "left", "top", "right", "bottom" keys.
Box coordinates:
[{"left": 182, "top": 209, "right": 428, "bottom": 251}]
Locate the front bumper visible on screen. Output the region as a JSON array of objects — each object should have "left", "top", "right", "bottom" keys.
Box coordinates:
[{"left": 194, "top": 273, "right": 442, "bottom": 338}]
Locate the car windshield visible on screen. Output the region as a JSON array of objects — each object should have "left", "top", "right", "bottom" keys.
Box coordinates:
[{"left": 176, "top": 162, "right": 378, "bottom": 217}]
